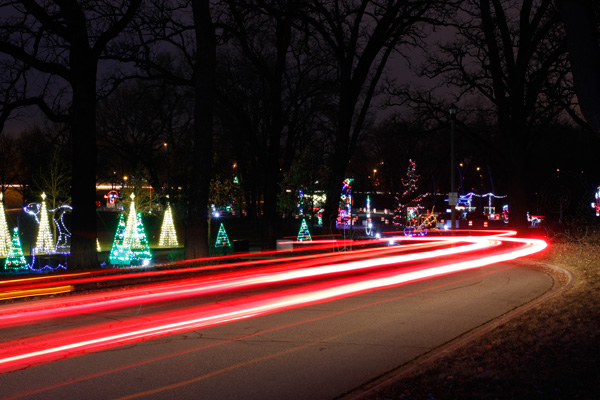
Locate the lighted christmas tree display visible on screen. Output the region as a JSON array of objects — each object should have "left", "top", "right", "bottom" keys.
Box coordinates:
[
  {"left": 401, "top": 160, "right": 419, "bottom": 198},
  {"left": 214, "top": 223, "right": 231, "bottom": 248},
  {"left": 0, "top": 192, "right": 11, "bottom": 257},
  {"left": 297, "top": 190, "right": 305, "bottom": 216},
  {"left": 109, "top": 213, "right": 130, "bottom": 265},
  {"left": 337, "top": 178, "right": 354, "bottom": 228},
  {"left": 297, "top": 218, "right": 312, "bottom": 241},
  {"left": 365, "top": 195, "right": 373, "bottom": 236},
  {"left": 341, "top": 178, "right": 353, "bottom": 211},
  {"left": 4, "top": 227, "right": 28, "bottom": 271},
  {"left": 130, "top": 211, "right": 152, "bottom": 265},
  {"left": 395, "top": 159, "right": 430, "bottom": 215},
  {"left": 158, "top": 201, "right": 179, "bottom": 247},
  {"left": 35, "top": 192, "right": 55, "bottom": 254},
  {"left": 109, "top": 193, "right": 152, "bottom": 266}
]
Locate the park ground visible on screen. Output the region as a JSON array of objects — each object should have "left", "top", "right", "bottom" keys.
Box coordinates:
[{"left": 364, "top": 231, "right": 600, "bottom": 399}]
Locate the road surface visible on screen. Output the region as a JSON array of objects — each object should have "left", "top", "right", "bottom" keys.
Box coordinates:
[{"left": 0, "top": 234, "right": 557, "bottom": 399}]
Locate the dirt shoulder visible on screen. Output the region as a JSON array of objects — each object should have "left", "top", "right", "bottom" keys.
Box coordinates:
[{"left": 356, "top": 234, "right": 600, "bottom": 400}]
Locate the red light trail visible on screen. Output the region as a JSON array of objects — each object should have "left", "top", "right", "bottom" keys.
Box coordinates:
[{"left": 0, "top": 231, "right": 546, "bottom": 373}]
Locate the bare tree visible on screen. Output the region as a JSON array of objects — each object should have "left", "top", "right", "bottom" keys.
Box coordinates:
[
  {"left": 109, "top": 0, "right": 216, "bottom": 258},
  {"left": 401, "top": 0, "right": 570, "bottom": 230},
  {"left": 32, "top": 146, "right": 71, "bottom": 241},
  {"left": 0, "top": 133, "right": 20, "bottom": 195},
  {"left": 300, "top": 0, "right": 448, "bottom": 230},
  {"left": 34, "top": 147, "right": 71, "bottom": 207},
  {"left": 0, "top": 0, "right": 142, "bottom": 269},
  {"left": 97, "top": 80, "right": 192, "bottom": 193},
  {"left": 216, "top": 0, "right": 330, "bottom": 249}
]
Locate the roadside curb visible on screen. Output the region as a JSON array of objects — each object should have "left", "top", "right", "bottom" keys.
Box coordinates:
[{"left": 343, "top": 261, "right": 574, "bottom": 400}]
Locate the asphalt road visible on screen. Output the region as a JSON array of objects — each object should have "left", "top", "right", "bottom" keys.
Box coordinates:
[{"left": 0, "top": 261, "right": 557, "bottom": 400}]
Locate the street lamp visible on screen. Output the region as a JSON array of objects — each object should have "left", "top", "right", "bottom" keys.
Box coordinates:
[{"left": 449, "top": 104, "right": 458, "bottom": 231}]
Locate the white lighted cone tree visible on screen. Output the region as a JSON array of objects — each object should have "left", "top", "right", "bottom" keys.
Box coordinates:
[
  {"left": 0, "top": 193, "right": 11, "bottom": 257},
  {"left": 158, "top": 201, "right": 178, "bottom": 247},
  {"left": 35, "top": 193, "right": 55, "bottom": 254},
  {"left": 123, "top": 193, "right": 139, "bottom": 250}
]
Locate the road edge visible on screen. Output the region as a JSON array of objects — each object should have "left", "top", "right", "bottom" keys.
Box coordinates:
[{"left": 341, "top": 261, "right": 574, "bottom": 400}]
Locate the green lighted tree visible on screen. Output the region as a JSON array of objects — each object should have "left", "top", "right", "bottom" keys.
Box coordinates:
[
  {"left": 214, "top": 223, "right": 231, "bottom": 248},
  {"left": 109, "top": 213, "right": 130, "bottom": 266},
  {"left": 110, "top": 193, "right": 152, "bottom": 266},
  {"left": 4, "top": 228, "right": 28, "bottom": 272},
  {"left": 297, "top": 219, "right": 312, "bottom": 242}
]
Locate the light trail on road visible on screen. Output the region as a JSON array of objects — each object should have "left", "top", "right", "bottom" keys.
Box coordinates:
[
  {"left": 0, "top": 239, "right": 451, "bottom": 327},
  {"left": 0, "top": 236, "right": 428, "bottom": 297},
  {"left": 0, "top": 232, "right": 546, "bottom": 373}
]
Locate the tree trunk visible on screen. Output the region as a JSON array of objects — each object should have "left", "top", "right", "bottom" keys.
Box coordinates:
[
  {"left": 186, "top": 0, "right": 216, "bottom": 259},
  {"left": 260, "top": 15, "right": 291, "bottom": 251},
  {"left": 323, "top": 98, "right": 352, "bottom": 233},
  {"left": 323, "top": 154, "right": 347, "bottom": 233},
  {"left": 262, "top": 171, "right": 279, "bottom": 249},
  {"left": 557, "top": 0, "right": 600, "bottom": 136},
  {"left": 506, "top": 166, "right": 530, "bottom": 233},
  {"left": 68, "top": 52, "right": 100, "bottom": 270},
  {"left": 504, "top": 136, "right": 530, "bottom": 233}
]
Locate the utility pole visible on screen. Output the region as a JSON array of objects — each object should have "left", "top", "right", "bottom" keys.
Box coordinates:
[{"left": 449, "top": 105, "right": 458, "bottom": 231}]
